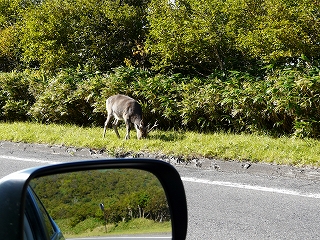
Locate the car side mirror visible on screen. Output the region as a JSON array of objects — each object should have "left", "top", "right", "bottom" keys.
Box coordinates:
[{"left": 0, "top": 159, "right": 188, "bottom": 240}]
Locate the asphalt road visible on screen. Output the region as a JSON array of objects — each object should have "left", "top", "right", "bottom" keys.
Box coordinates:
[{"left": 1, "top": 141, "right": 320, "bottom": 239}]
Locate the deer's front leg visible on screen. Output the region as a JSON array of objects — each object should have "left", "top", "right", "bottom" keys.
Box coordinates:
[{"left": 112, "top": 119, "right": 121, "bottom": 139}]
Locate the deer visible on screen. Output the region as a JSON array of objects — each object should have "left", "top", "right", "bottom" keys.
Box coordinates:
[{"left": 103, "top": 94, "right": 158, "bottom": 140}]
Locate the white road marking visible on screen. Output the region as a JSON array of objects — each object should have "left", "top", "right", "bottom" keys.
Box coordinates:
[
  {"left": 0, "top": 155, "right": 62, "bottom": 164},
  {"left": 182, "top": 177, "right": 320, "bottom": 199}
]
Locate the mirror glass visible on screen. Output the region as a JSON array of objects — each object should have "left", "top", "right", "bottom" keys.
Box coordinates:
[{"left": 29, "top": 169, "right": 171, "bottom": 238}]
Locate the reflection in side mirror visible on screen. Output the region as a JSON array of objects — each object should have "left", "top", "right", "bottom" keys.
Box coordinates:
[{"left": 30, "top": 169, "right": 171, "bottom": 238}]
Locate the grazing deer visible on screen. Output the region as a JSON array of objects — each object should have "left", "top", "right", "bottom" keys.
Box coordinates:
[{"left": 103, "top": 94, "right": 158, "bottom": 139}]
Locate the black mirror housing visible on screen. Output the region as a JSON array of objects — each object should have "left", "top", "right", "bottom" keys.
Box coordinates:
[{"left": 0, "top": 159, "right": 188, "bottom": 240}]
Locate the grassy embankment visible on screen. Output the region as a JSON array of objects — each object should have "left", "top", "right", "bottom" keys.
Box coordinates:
[
  {"left": 55, "top": 218, "right": 171, "bottom": 238},
  {"left": 1, "top": 122, "right": 320, "bottom": 167}
]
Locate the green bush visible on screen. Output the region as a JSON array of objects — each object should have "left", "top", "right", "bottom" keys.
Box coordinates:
[
  {"left": 29, "top": 70, "right": 85, "bottom": 124},
  {"left": 1, "top": 66, "right": 320, "bottom": 138},
  {"left": 267, "top": 68, "right": 320, "bottom": 138},
  {"left": 0, "top": 71, "right": 34, "bottom": 121}
]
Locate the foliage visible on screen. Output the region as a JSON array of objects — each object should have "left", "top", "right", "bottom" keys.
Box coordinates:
[
  {"left": 146, "top": 0, "right": 236, "bottom": 73},
  {"left": 146, "top": 0, "right": 320, "bottom": 73},
  {"left": 1, "top": 66, "right": 320, "bottom": 138},
  {"left": 28, "top": 69, "right": 99, "bottom": 125},
  {"left": 0, "top": 0, "right": 35, "bottom": 71},
  {"left": 230, "top": 0, "right": 320, "bottom": 65},
  {"left": 0, "top": 25, "right": 20, "bottom": 71},
  {"left": 131, "top": 73, "right": 186, "bottom": 128},
  {"left": 0, "top": 71, "right": 34, "bottom": 120},
  {"left": 266, "top": 68, "right": 320, "bottom": 138},
  {"left": 0, "top": 0, "right": 149, "bottom": 72},
  {"left": 0, "top": 0, "right": 318, "bottom": 73},
  {"left": 31, "top": 169, "right": 170, "bottom": 226}
]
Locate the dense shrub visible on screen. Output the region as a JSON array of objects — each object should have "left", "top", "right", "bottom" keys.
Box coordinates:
[
  {"left": 267, "top": 68, "right": 320, "bottom": 138},
  {"left": 0, "top": 71, "right": 34, "bottom": 121},
  {"left": 1, "top": 66, "right": 320, "bottom": 138},
  {"left": 131, "top": 73, "right": 186, "bottom": 129},
  {"left": 28, "top": 70, "right": 92, "bottom": 124}
]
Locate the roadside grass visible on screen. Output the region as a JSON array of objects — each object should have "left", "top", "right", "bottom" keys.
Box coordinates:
[
  {"left": 0, "top": 122, "right": 320, "bottom": 167},
  {"left": 55, "top": 217, "right": 171, "bottom": 238}
]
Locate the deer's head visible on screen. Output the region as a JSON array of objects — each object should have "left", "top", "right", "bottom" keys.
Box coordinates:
[
  {"left": 136, "top": 120, "right": 148, "bottom": 139},
  {"left": 136, "top": 120, "right": 158, "bottom": 139}
]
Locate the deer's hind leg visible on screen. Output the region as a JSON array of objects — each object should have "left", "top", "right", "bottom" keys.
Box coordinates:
[{"left": 124, "top": 118, "right": 132, "bottom": 140}]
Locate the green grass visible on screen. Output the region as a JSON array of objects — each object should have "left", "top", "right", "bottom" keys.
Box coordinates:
[
  {"left": 0, "top": 122, "right": 320, "bottom": 167},
  {"left": 55, "top": 217, "right": 171, "bottom": 238}
]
